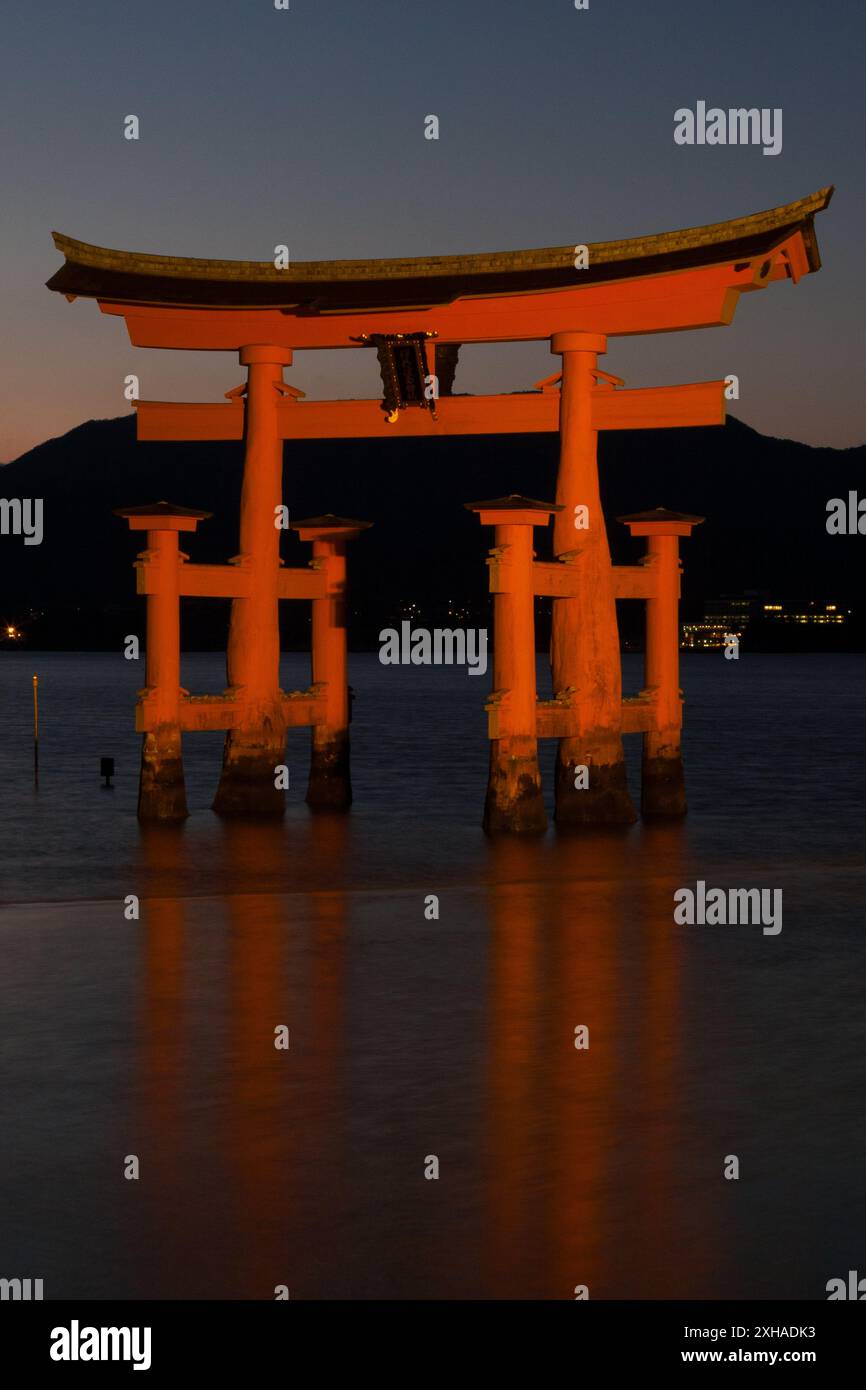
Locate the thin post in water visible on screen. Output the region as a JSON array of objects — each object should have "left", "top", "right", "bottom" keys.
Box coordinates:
[{"left": 32, "top": 673, "right": 39, "bottom": 786}]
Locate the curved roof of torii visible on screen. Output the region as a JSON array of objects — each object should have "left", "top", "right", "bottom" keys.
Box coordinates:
[{"left": 47, "top": 188, "right": 833, "bottom": 314}]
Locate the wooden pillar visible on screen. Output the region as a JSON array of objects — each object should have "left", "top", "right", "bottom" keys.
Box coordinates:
[
  {"left": 619, "top": 508, "right": 704, "bottom": 818},
  {"left": 115, "top": 502, "right": 210, "bottom": 823},
  {"left": 550, "top": 331, "right": 636, "bottom": 827},
  {"left": 467, "top": 496, "right": 555, "bottom": 835},
  {"left": 293, "top": 515, "right": 371, "bottom": 811},
  {"left": 214, "top": 344, "right": 293, "bottom": 817}
]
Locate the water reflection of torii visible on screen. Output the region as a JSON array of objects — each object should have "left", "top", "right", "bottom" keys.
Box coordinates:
[
  {"left": 134, "top": 818, "right": 351, "bottom": 1299},
  {"left": 46, "top": 188, "right": 831, "bottom": 829}
]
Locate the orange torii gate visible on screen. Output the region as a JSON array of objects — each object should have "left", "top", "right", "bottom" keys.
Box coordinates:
[{"left": 46, "top": 186, "right": 831, "bottom": 829}]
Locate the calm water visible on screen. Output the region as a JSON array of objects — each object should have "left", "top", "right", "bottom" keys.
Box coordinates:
[{"left": 1, "top": 652, "right": 865, "bottom": 1299}]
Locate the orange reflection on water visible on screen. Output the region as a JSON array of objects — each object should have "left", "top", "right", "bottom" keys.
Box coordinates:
[
  {"left": 132, "top": 813, "right": 721, "bottom": 1298},
  {"left": 136, "top": 816, "right": 351, "bottom": 1297},
  {"left": 482, "top": 824, "right": 715, "bottom": 1298}
]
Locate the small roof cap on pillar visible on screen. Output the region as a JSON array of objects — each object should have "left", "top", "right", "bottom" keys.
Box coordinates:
[
  {"left": 465, "top": 493, "right": 562, "bottom": 527},
  {"left": 617, "top": 506, "right": 704, "bottom": 537},
  {"left": 114, "top": 500, "right": 212, "bottom": 532},
  {"left": 291, "top": 513, "right": 373, "bottom": 541}
]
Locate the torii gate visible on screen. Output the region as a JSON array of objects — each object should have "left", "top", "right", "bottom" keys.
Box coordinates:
[{"left": 46, "top": 186, "right": 831, "bottom": 829}]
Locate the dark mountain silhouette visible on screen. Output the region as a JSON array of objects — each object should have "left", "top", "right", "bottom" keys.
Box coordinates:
[{"left": 1, "top": 412, "right": 865, "bottom": 649}]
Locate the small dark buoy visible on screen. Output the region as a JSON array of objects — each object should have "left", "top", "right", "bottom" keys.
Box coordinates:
[{"left": 100, "top": 756, "right": 115, "bottom": 788}]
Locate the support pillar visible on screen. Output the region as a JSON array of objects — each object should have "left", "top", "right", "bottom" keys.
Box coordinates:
[
  {"left": 550, "top": 331, "right": 636, "bottom": 826},
  {"left": 619, "top": 508, "right": 704, "bottom": 818},
  {"left": 115, "top": 502, "right": 211, "bottom": 823},
  {"left": 293, "top": 515, "right": 371, "bottom": 811},
  {"left": 467, "top": 496, "right": 555, "bottom": 835},
  {"left": 214, "top": 345, "right": 293, "bottom": 817}
]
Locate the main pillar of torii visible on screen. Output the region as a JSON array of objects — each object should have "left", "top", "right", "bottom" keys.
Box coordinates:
[
  {"left": 550, "top": 331, "right": 633, "bottom": 825},
  {"left": 213, "top": 345, "right": 292, "bottom": 816}
]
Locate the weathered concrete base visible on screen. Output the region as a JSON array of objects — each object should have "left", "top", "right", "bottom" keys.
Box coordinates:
[
  {"left": 641, "top": 735, "right": 687, "bottom": 818},
  {"left": 483, "top": 736, "right": 547, "bottom": 835},
  {"left": 138, "top": 726, "right": 188, "bottom": 823},
  {"left": 307, "top": 730, "right": 352, "bottom": 812},
  {"left": 554, "top": 736, "right": 637, "bottom": 827},
  {"left": 213, "top": 721, "right": 286, "bottom": 818}
]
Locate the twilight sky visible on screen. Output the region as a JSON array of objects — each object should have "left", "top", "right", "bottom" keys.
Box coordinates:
[{"left": 1, "top": 0, "right": 863, "bottom": 462}]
